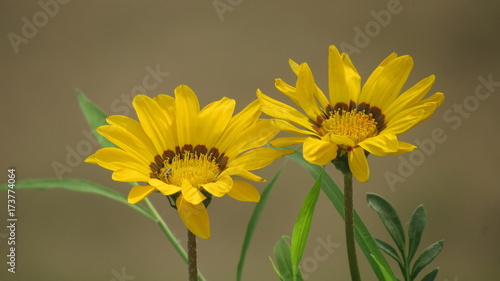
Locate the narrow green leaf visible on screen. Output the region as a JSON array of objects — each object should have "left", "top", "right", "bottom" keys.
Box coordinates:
[
  {"left": 371, "top": 254, "right": 396, "bottom": 281},
  {"left": 367, "top": 193, "right": 406, "bottom": 257},
  {"left": 270, "top": 256, "right": 284, "bottom": 280},
  {"left": 420, "top": 268, "right": 439, "bottom": 281},
  {"left": 77, "top": 89, "right": 116, "bottom": 149},
  {"left": 291, "top": 169, "right": 323, "bottom": 278},
  {"left": 0, "top": 178, "right": 155, "bottom": 221},
  {"left": 236, "top": 161, "right": 287, "bottom": 281},
  {"left": 408, "top": 205, "right": 427, "bottom": 263},
  {"left": 273, "top": 236, "right": 304, "bottom": 281},
  {"left": 375, "top": 238, "right": 402, "bottom": 264},
  {"left": 411, "top": 240, "right": 444, "bottom": 280},
  {"left": 284, "top": 149, "right": 398, "bottom": 281}
]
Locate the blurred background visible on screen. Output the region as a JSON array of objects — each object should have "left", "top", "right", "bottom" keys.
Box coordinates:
[{"left": 1, "top": 0, "right": 499, "bottom": 280}]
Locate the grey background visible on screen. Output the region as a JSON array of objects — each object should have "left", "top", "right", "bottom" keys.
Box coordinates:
[{"left": 1, "top": 0, "right": 499, "bottom": 280}]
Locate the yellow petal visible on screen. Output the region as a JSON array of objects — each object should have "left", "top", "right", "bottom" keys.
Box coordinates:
[
  {"left": 217, "top": 99, "right": 261, "bottom": 152},
  {"left": 384, "top": 75, "right": 435, "bottom": 121},
  {"left": 289, "top": 58, "right": 301, "bottom": 75},
  {"left": 340, "top": 52, "right": 361, "bottom": 102},
  {"left": 303, "top": 137, "right": 338, "bottom": 165},
  {"left": 132, "top": 95, "right": 172, "bottom": 153},
  {"left": 230, "top": 147, "right": 294, "bottom": 170},
  {"left": 181, "top": 179, "right": 206, "bottom": 205},
  {"left": 221, "top": 167, "right": 265, "bottom": 182},
  {"left": 148, "top": 178, "right": 181, "bottom": 195},
  {"left": 85, "top": 154, "right": 98, "bottom": 164},
  {"left": 174, "top": 85, "right": 200, "bottom": 145},
  {"left": 358, "top": 133, "right": 398, "bottom": 156},
  {"left": 348, "top": 147, "right": 369, "bottom": 182},
  {"left": 387, "top": 141, "right": 417, "bottom": 155},
  {"left": 128, "top": 185, "right": 156, "bottom": 204},
  {"left": 275, "top": 78, "right": 300, "bottom": 106},
  {"left": 112, "top": 169, "right": 151, "bottom": 182},
  {"left": 228, "top": 180, "right": 261, "bottom": 202},
  {"left": 272, "top": 119, "right": 317, "bottom": 137},
  {"left": 270, "top": 136, "right": 308, "bottom": 147},
  {"left": 177, "top": 196, "right": 210, "bottom": 239},
  {"left": 97, "top": 125, "right": 155, "bottom": 163},
  {"left": 296, "top": 63, "right": 326, "bottom": 119},
  {"left": 359, "top": 54, "right": 412, "bottom": 110},
  {"left": 328, "top": 134, "right": 355, "bottom": 147},
  {"left": 328, "top": 45, "right": 354, "bottom": 106},
  {"left": 225, "top": 119, "right": 279, "bottom": 159},
  {"left": 196, "top": 97, "right": 235, "bottom": 148},
  {"left": 202, "top": 175, "right": 232, "bottom": 197},
  {"left": 257, "top": 90, "right": 313, "bottom": 130},
  {"left": 383, "top": 109, "right": 425, "bottom": 135},
  {"left": 92, "top": 147, "right": 150, "bottom": 174},
  {"left": 106, "top": 115, "right": 158, "bottom": 157}
]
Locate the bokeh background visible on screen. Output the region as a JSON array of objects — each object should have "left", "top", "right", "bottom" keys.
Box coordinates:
[{"left": 1, "top": 1, "right": 499, "bottom": 280}]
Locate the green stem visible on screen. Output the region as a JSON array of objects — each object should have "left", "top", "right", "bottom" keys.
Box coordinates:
[
  {"left": 144, "top": 198, "right": 206, "bottom": 281},
  {"left": 188, "top": 229, "right": 198, "bottom": 281},
  {"left": 344, "top": 173, "right": 362, "bottom": 281}
]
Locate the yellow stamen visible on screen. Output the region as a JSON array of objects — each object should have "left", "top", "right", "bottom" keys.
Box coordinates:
[
  {"left": 160, "top": 151, "right": 220, "bottom": 188},
  {"left": 321, "top": 110, "right": 378, "bottom": 144}
]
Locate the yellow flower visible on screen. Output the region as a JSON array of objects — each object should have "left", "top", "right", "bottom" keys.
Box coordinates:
[
  {"left": 258, "top": 45, "right": 444, "bottom": 182},
  {"left": 85, "top": 85, "right": 292, "bottom": 238}
]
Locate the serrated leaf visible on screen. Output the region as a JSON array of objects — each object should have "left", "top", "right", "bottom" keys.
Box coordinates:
[
  {"left": 282, "top": 148, "right": 397, "bottom": 281},
  {"left": 237, "top": 161, "right": 287, "bottom": 281},
  {"left": 291, "top": 169, "right": 323, "bottom": 278},
  {"left": 0, "top": 178, "right": 154, "bottom": 221},
  {"left": 367, "top": 193, "right": 406, "bottom": 257},
  {"left": 77, "top": 89, "right": 116, "bottom": 149},
  {"left": 420, "top": 268, "right": 439, "bottom": 281},
  {"left": 408, "top": 205, "right": 427, "bottom": 263},
  {"left": 411, "top": 240, "right": 444, "bottom": 280}
]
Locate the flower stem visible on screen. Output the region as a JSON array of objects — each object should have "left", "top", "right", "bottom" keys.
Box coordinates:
[
  {"left": 344, "top": 173, "right": 362, "bottom": 281},
  {"left": 188, "top": 229, "right": 198, "bottom": 281},
  {"left": 143, "top": 198, "right": 206, "bottom": 281}
]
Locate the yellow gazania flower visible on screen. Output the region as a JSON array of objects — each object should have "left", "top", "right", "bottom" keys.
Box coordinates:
[
  {"left": 258, "top": 45, "right": 444, "bottom": 182},
  {"left": 85, "top": 85, "right": 292, "bottom": 238}
]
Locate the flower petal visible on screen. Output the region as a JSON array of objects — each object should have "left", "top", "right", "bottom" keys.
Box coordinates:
[
  {"left": 257, "top": 90, "right": 313, "bottom": 130},
  {"left": 91, "top": 147, "right": 150, "bottom": 174},
  {"left": 270, "top": 136, "right": 308, "bottom": 147},
  {"left": 132, "top": 95, "right": 172, "bottom": 153},
  {"left": 275, "top": 78, "right": 300, "bottom": 106},
  {"left": 175, "top": 85, "right": 200, "bottom": 145},
  {"left": 328, "top": 45, "right": 355, "bottom": 106},
  {"left": 348, "top": 147, "right": 369, "bottom": 182},
  {"left": 230, "top": 147, "right": 294, "bottom": 170},
  {"left": 296, "top": 63, "right": 326, "bottom": 119},
  {"left": 106, "top": 115, "right": 158, "bottom": 157},
  {"left": 177, "top": 196, "right": 210, "bottom": 239},
  {"left": 181, "top": 179, "right": 206, "bottom": 205},
  {"left": 202, "top": 175, "right": 232, "bottom": 197},
  {"left": 97, "top": 125, "right": 155, "bottom": 163},
  {"left": 383, "top": 109, "right": 425, "bottom": 135},
  {"left": 387, "top": 141, "right": 417, "bottom": 155},
  {"left": 272, "top": 119, "right": 317, "bottom": 137},
  {"left": 228, "top": 180, "right": 261, "bottom": 202},
  {"left": 303, "top": 137, "right": 338, "bottom": 165},
  {"left": 221, "top": 167, "right": 265, "bottom": 182},
  {"left": 225, "top": 119, "right": 279, "bottom": 159},
  {"left": 196, "top": 97, "right": 235, "bottom": 148},
  {"left": 358, "top": 133, "right": 399, "bottom": 156},
  {"left": 112, "top": 169, "right": 151, "bottom": 182},
  {"left": 128, "top": 185, "right": 156, "bottom": 204},
  {"left": 148, "top": 178, "right": 181, "bottom": 195}
]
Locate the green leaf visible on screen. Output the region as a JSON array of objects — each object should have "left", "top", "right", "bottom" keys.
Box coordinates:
[
  {"left": 270, "top": 256, "right": 284, "bottom": 280},
  {"left": 411, "top": 240, "right": 444, "bottom": 280},
  {"left": 290, "top": 169, "right": 323, "bottom": 278},
  {"left": 236, "top": 161, "right": 287, "bottom": 281},
  {"left": 283, "top": 149, "right": 397, "bottom": 281},
  {"left": 0, "top": 178, "right": 155, "bottom": 221},
  {"left": 375, "top": 238, "right": 402, "bottom": 265},
  {"left": 408, "top": 205, "right": 427, "bottom": 263},
  {"left": 273, "top": 236, "right": 304, "bottom": 281},
  {"left": 420, "top": 268, "right": 439, "bottom": 281},
  {"left": 77, "top": 89, "right": 116, "bottom": 149},
  {"left": 371, "top": 254, "right": 397, "bottom": 281},
  {"left": 367, "top": 193, "right": 406, "bottom": 257}
]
